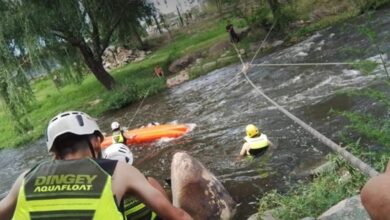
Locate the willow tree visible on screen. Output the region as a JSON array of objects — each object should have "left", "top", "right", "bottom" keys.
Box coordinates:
[
  {"left": 15, "top": 0, "right": 153, "bottom": 90},
  {"left": 0, "top": 1, "right": 34, "bottom": 133}
]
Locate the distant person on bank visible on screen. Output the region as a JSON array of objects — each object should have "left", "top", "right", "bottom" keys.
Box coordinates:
[
  {"left": 240, "top": 124, "right": 273, "bottom": 157},
  {"left": 154, "top": 64, "right": 164, "bottom": 78},
  {"left": 226, "top": 20, "right": 240, "bottom": 43}
]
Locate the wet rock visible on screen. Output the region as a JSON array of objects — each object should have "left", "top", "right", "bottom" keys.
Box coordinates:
[
  {"left": 202, "top": 61, "right": 217, "bottom": 70},
  {"left": 249, "top": 41, "right": 270, "bottom": 52},
  {"left": 102, "top": 46, "right": 147, "bottom": 70},
  {"left": 166, "top": 70, "right": 190, "bottom": 87},
  {"left": 217, "top": 56, "right": 235, "bottom": 65},
  {"left": 292, "top": 160, "right": 336, "bottom": 177},
  {"left": 247, "top": 210, "right": 278, "bottom": 220},
  {"left": 318, "top": 195, "right": 370, "bottom": 220},
  {"left": 247, "top": 213, "right": 260, "bottom": 220},
  {"left": 262, "top": 210, "right": 278, "bottom": 220},
  {"left": 272, "top": 40, "right": 284, "bottom": 47},
  {"left": 168, "top": 53, "right": 201, "bottom": 73},
  {"left": 195, "top": 58, "right": 203, "bottom": 64}
]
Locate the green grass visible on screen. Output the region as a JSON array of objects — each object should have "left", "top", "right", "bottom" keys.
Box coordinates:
[
  {"left": 2, "top": 0, "right": 388, "bottom": 150},
  {"left": 259, "top": 161, "right": 367, "bottom": 219},
  {"left": 291, "top": 10, "right": 359, "bottom": 39},
  {"left": 258, "top": 85, "right": 390, "bottom": 219},
  {"left": 352, "top": 60, "right": 379, "bottom": 75},
  {"left": 0, "top": 18, "right": 230, "bottom": 149}
]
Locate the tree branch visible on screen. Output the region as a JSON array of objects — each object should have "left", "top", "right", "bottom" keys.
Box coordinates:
[
  {"left": 81, "top": 0, "right": 102, "bottom": 56},
  {"left": 51, "top": 30, "right": 81, "bottom": 46},
  {"left": 100, "top": 2, "right": 133, "bottom": 56},
  {"left": 100, "top": 16, "right": 123, "bottom": 56}
]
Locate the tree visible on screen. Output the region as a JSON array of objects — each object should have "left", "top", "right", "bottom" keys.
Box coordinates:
[
  {"left": 152, "top": 12, "right": 163, "bottom": 34},
  {"left": 14, "top": 0, "right": 153, "bottom": 90},
  {"left": 265, "top": 0, "right": 295, "bottom": 31},
  {"left": 0, "top": 1, "right": 35, "bottom": 133},
  {"left": 177, "top": 6, "right": 185, "bottom": 26}
]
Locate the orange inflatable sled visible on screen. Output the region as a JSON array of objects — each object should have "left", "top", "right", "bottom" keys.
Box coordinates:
[{"left": 101, "top": 124, "right": 189, "bottom": 148}]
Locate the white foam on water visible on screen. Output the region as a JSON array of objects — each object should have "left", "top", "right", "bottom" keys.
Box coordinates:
[
  {"left": 342, "top": 69, "right": 361, "bottom": 77},
  {"left": 368, "top": 53, "right": 388, "bottom": 63},
  {"left": 267, "top": 77, "right": 299, "bottom": 92},
  {"left": 295, "top": 51, "right": 308, "bottom": 57},
  {"left": 272, "top": 33, "right": 322, "bottom": 61},
  {"left": 185, "top": 123, "right": 197, "bottom": 132}
]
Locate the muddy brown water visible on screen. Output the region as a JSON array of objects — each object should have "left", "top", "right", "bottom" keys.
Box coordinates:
[{"left": 0, "top": 9, "right": 389, "bottom": 219}]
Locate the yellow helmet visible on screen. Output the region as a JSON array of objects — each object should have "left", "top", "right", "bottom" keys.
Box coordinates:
[{"left": 246, "top": 124, "right": 260, "bottom": 138}]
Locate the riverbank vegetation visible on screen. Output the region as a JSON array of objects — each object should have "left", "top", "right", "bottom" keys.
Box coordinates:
[
  {"left": 0, "top": 0, "right": 389, "bottom": 149},
  {"left": 257, "top": 3, "right": 390, "bottom": 217},
  {"left": 258, "top": 82, "right": 390, "bottom": 218}
]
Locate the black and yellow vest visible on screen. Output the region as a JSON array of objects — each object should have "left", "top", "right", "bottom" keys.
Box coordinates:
[
  {"left": 244, "top": 134, "right": 269, "bottom": 156},
  {"left": 12, "top": 158, "right": 123, "bottom": 220},
  {"left": 124, "top": 197, "right": 158, "bottom": 220},
  {"left": 112, "top": 130, "right": 125, "bottom": 144}
]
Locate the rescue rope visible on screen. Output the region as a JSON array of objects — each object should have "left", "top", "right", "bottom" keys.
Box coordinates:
[
  {"left": 251, "top": 62, "right": 357, "bottom": 67},
  {"left": 242, "top": 72, "right": 379, "bottom": 177},
  {"left": 202, "top": 23, "right": 277, "bottom": 106},
  {"left": 249, "top": 22, "right": 276, "bottom": 65},
  {"left": 228, "top": 20, "right": 379, "bottom": 177},
  {"left": 127, "top": 88, "right": 150, "bottom": 128}
]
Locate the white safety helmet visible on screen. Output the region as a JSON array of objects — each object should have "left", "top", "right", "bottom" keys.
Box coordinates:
[
  {"left": 103, "top": 143, "right": 133, "bottom": 165},
  {"left": 111, "top": 121, "right": 120, "bottom": 131},
  {"left": 46, "top": 111, "right": 103, "bottom": 152}
]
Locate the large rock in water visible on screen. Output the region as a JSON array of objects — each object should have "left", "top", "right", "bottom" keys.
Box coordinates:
[
  {"left": 168, "top": 53, "right": 200, "bottom": 73},
  {"left": 318, "top": 195, "right": 370, "bottom": 220},
  {"left": 171, "top": 151, "right": 236, "bottom": 220}
]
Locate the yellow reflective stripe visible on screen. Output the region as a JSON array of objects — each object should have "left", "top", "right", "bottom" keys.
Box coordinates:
[
  {"left": 151, "top": 211, "right": 157, "bottom": 220},
  {"left": 13, "top": 164, "right": 123, "bottom": 220},
  {"left": 22, "top": 198, "right": 102, "bottom": 211},
  {"left": 113, "top": 132, "right": 124, "bottom": 143},
  {"left": 250, "top": 140, "right": 268, "bottom": 149},
  {"left": 125, "top": 203, "right": 146, "bottom": 216},
  {"left": 245, "top": 135, "right": 269, "bottom": 149}
]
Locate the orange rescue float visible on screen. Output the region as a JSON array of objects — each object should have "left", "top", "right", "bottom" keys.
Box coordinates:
[{"left": 101, "top": 124, "right": 190, "bottom": 149}]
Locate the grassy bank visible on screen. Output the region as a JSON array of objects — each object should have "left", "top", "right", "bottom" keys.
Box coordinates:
[
  {"left": 1, "top": 0, "right": 388, "bottom": 149},
  {"left": 258, "top": 83, "right": 390, "bottom": 218},
  {"left": 0, "top": 20, "right": 230, "bottom": 149}
]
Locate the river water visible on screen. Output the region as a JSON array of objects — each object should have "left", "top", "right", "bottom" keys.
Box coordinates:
[{"left": 0, "top": 8, "right": 389, "bottom": 219}]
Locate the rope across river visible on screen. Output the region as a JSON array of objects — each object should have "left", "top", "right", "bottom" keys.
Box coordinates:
[{"left": 229, "top": 23, "right": 380, "bottom": 177}]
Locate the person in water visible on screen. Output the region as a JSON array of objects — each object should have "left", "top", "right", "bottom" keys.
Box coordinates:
[
  {"left": 111, "top": 121, "right": 127, "bottom": 144},
  {"left": 104, "top": 143, "right": 163, "bottom": 220},
  {"left": 240, "top": 124, "right": 272, "bottom": 157},
  {"left": 0, "top": 111, "right": 192, "bottom": 220}
]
